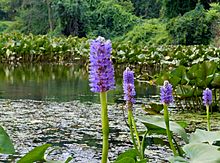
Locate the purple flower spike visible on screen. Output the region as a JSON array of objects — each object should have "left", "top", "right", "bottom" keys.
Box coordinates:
[
  {"left": 160, "top": 80, "right": 173, "bottom": 105},
  {"left": 123, "top": 68, "right": 136, "bottom": 104},
  {"left": 203, "top": 88, "right": 212, "bottom": 106},
  {"left": 89, "top": 36, "right": 115, "bottom": 93}
]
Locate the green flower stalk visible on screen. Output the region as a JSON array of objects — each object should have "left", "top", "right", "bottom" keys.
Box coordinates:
[
  {"left": 100, "top": 92, "right": 109, "bottom": 163},
  {"left": 89, "top": 37, "right": 115, "bottom": 163},
  {"left": 203, "top": 88, "right": 212, "bottom": 131},
  {"left": 160, "top": 81, "right": 177, "bottom": 156}
]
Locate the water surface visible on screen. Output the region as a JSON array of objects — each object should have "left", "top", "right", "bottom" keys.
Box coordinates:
[{"left": 0, "top": 63, "right": 159, "bottom": 103}]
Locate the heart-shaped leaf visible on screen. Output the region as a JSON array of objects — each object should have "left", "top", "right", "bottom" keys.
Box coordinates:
[
  {"left": 189, "top": 129, "right": 220, "bottom": 145},
  {"left": 139, "top": 115, "right": 188, "bottom": 143},
  {"left": 183, "top": 143, "right": 220, "bottom": 163}
]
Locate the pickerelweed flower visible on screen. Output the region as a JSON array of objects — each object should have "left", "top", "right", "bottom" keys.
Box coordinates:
[
  {"left": 203, "top": 88, "right": 212, "bottom": 106},
  {"left": 89, "top": 36, "right": 115, "bottom": 93},
  {"left": 160, "top": 80, "right": 173, "bottom": 105},
  {"left": 123, "top": 68, "right": 136, "bottom": 104},
  {"left": 123, "top": 68, "right": 142, "bottom": 159},
  {"left": 161, "top": 80, "right": 177, "bottom": 156}
]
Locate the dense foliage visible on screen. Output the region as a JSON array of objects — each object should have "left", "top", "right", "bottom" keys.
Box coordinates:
[
  {"left": 167, "top": 4, "right": 215, "bottom": 45},
  {"left": 1, "top": 33, "right": 220, "bottom": 64},
  {"left": 0, "top": 0, "right": 220, "bottom": 45}
]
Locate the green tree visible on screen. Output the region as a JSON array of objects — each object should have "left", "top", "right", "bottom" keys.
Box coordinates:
[
  {"left": 53, "top": 0, "right": 90, "bottom": 37},
  {"left": 131, "top": 0, "right": 162, "bottom": 18},
  {"left": 167, "top": 4, "right": 215, "bottom": 45},
  {"left": 88, "top": 0, "right": 139, "bottom": 38},
  {"left": 14, "top": 0, "right": 57, "bottom": 34},
  {"left": 161, "top": 0, "right": 220, "bottom": 18}
]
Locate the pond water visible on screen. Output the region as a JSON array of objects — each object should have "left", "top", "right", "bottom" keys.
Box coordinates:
[{"left": 0, "top": 63, "right": 158, "bottom": 103}]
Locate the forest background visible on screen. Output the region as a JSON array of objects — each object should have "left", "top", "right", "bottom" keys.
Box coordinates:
[{"left": 0, "top": 0, "right": 220, "bottom": 46}]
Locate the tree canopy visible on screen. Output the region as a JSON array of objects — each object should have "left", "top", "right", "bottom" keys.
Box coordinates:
[{"left": 0, "top": 0, "right": 220, "bottom": 45}]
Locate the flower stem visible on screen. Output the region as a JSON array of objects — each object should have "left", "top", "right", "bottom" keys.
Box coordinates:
[
  {"left": 141, "top": 130, "right": 148, "bottom": 159},
  {"left": 163, "top": 104, "right": 177, "bottom": 156},
  {"left": 100, "top": 92, "right": 109, "bottom": 163},
  {"left": 128, "top": 108, "right": 142, "bottom": 159},
  {"left": 130, "top": 111, "right": 141, "bottom": 149},
  {"left": 206, "top": 105, "right": 211, "bottom": 131}
]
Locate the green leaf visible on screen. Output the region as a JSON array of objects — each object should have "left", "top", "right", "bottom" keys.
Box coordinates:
[
  {"left": 139, "top": 115, "right": 188, "bottom": 143},
  {"left": 175, "top": 85, "right": 198, "bottom": 99},
  {"left": 188, "top": 61, "right": 216, "bottom": 87},
  {"left": 170, "top": 65, "right": 188, "bottom": 85},
  {"left": 114, "top": 149, "right": 137, "bottom": 162},
  {"left": 0, "top": 126, "right": 15, "bottom": 154},
  {"left": 114, "top": 157, "right": 135, "bottom": 163},
  {"left": 64, "top": 156, "right": 73, "bottom": 163},
  {"left": 211, "top": 73, "right": 220, "bottom": 88},
  {"left": 183, "top": 143, "right": 220, "bottom": 163},
  {"left": 143, "top": 137, "right": 169, "bottom": 146},
  {"left": 189, "top": 129, "right": 220, "bottom": 145},
  {"left": 18, "top": 144, "right": 52, "bottom": 163},
  {"left": 142, "top": 103, "right": 163, "bottom": 115}
]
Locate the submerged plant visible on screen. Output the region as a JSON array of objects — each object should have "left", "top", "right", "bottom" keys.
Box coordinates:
[
  {"left": 89, "top": 36, "right": 115, "bottom": 163},
  {"left": 203, "top": 88, "right": 212, "bottom": 131},
  {"left": 160, "top": 80, "right": 177, "bottom": 156},
  {"left": 123, "top": 68, "right": 142, "bottom": 159}
]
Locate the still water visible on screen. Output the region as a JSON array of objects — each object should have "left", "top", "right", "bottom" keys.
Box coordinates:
[{"left": 0, "top": 63, "right": 159, "bottom": 103}]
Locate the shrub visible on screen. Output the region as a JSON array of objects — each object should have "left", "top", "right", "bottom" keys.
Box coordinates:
[
  {"left": 167, "top": 4, "right": 214, "bottom": 45},
  {"left": 207, "top": 3, "right": 220, "bottom": 47},
  {"left": 118, "top": 19, "right": 171, "bottom": 45}
]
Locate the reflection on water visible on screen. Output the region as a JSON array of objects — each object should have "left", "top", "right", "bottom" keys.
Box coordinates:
[{"left": 0, "top": 63, "right": 159, "bottom": 102}]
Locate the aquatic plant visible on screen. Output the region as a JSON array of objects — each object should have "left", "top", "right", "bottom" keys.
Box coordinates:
[
  {"left": 160, "top": 80, "right": 177, "bottom": 156},
  {"left": 123, "top": 67, "right": 136, "bottom": 105},
  {"left": 203, "top": 88, "right": 212, "bottom": 131},
  {"left": 89, "top": 36, "right": 115, "bottom": 163},
  {"left": 123, "top": 68, "right": 142, "bottom": 158},
  {"left": 155, "top": 61, "right": 220, "bottom": 111},
  {"left": 18, "top": 144, "right": 72, "bottom": 163}
]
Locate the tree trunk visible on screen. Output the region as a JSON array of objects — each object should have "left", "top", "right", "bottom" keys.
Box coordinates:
[{"left": 46, "top": 0, "right": 53, "bottom": 32}]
